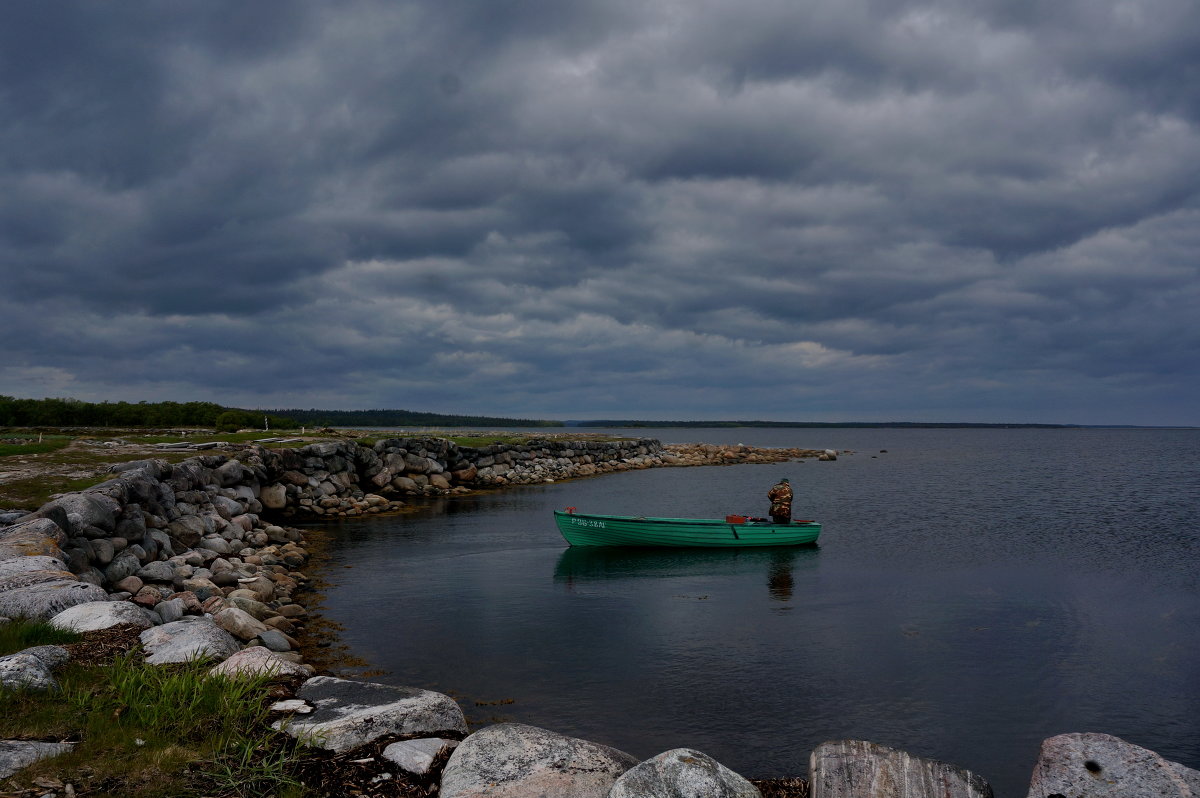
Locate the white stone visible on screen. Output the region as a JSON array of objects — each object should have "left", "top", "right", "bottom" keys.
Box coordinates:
[
  {"left": 440, "top": 722, "right": 638, "bottom": 798},
  {"left": 212, "top": 607, "right": 268, "bottom": 641},
  {"left": 1027, "top": 732, "right": 1200, "bottom": 798},
  {"left": 50, "top": 600, "right": 154, "bottom": 632},
  {"left": 0, "top": 577, "right": 109, "bottom": 621},
  {"left": 0, "top": 740, "right": 75, "bottom": 779},
  {"left": 270, "top": 699, "right": 314, "bottom": 714},
  {"left": 610, "top": 748, "right": 761, "bottom": 798},
  {"left": 382, "top": 737, "right": 459, "bottom": 776},
  {"left": 139, "top": 617, "right": 240, "bottom": 665},
  {"left": 810, "top": 740, "right": 993, "bottom": 798},
  {"left": 208, "top": 646, "right": 309, "bottom": 681},
  {"left": 0, "top": 653, "right": 58, "bottom": 692}
]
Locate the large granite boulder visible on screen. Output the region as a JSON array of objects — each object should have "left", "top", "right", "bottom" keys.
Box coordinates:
[
  {"left": 0, "top": 573, "right": 109, "bottom": 621},
  {"left": 440, "top": 722, "right": 638, "bottom": 798},
  {"left": 610, "top": 748, "right": 761, "bottom": 798},
  {"left": 810, "top": 740, "right": 994, "bottom": 798},
  {"left": 274, "top": 676, "right": 466, "bottom": 753},
  {"left": 50, "top": 600, "right": 155, "bottom": 632},
  {"left": 1026, "top": 732, "right": 1200, "bottom": 797},
  {"left": 139, "top": 617, "right": 240, "bottom": 665},
  {"left": 0, "top": 740, "right": 75, "bottom": 779},
  {"left": 0, "top": 518, "right": 67, "bottom": 559},
  {"left": 42, "top": 492, "right": 118, "bottom": 533}
]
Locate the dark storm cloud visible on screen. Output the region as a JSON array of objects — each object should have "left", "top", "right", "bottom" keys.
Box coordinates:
[{"left": 1, "top": 0, "right": 1198, "bottom": 423}]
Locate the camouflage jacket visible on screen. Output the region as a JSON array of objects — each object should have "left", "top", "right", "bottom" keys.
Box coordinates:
[{"left": 767, "top": 482, "right": 793, "bottom": 515}]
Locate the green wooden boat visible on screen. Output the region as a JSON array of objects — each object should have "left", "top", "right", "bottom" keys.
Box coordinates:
[{"left": 553, "top": 508, "right": 821, "bottom": 548}]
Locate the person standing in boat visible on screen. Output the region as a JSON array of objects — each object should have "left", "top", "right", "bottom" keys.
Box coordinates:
[{"left": 767, "top": 477, "right": 793, "bottom": 524}]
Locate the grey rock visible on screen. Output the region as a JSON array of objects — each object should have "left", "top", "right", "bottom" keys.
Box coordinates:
[
  {"left": 20, "top": 645, "right": 70, "bottom": 670},
  {"left": 137, "top": 560, "right": 176, "bottom": 583},
  {"left": 260, "top": 483, "right": 287, "bottom": 510},
  {"left": 50, "top": 600, "right": 155, "bottom": 632},
  {"left": 1026, "top": 732, "right": 1200, "bottom": 798},
  {"left": 91, "top": 537, "right": 115, "bottom": 565},
  {"left": 114, "top": 575, "right": 144, "bottom": 594},
  {"left": 215, "top": 459, "right": 251, "bottom": 487},
  {"left": 810, "top": 740, "right": 993, "bottom": 798},
  {"left": 198, "top": 535, "right": 234, "bottom": 555},
  {"left": 224, "top": 595, "right": 273, "bottom": 619},
  {"left": 275, "top": 675, "right": 467, "bottom": 753},
  {"left": 270, "top": 699, "right": 314, "bottom": 714},
  {"left": 180, "top": 577, "right": 222, "bottom": 602},
  {"left": 610, "top": 748, "right": 761, "bottom": 798},
  {"left": 108, "top": 458, "right": 170, "bottom": 479},
  {"left": 0, "top": 653, "right": 58, "bottom": 691},
  {"left": 211, "top": 495, "right": 244, "bottom": 520},
  {"left": 0, "top": 518, "right": 67, "bottom": 559},
  {"left": 0, "top": 555, "right": 67, "bottom": 578},
  {"left": 139, "top": 617, "right": 240, "bottom": 665},
  {"left": 440, "top": 722, "right": 638, "bottom": 798},
  {"left": 146, "top": 528, "right": 174, "bottom": 558},
  {"left": 166, "top": 515, "right": 206, "bottom": 548},
  {"left": 213, "top": 607, "right": 269, "bottom": 641},
  {"left": 212, "top": 570, "right": 241, "bottom": 587},
  {"left": 154, "top": 598, "right": 185, "bottom": 623},
  {"left": 44, "top": 492, "right": 118, "bottom": 532},
  {"left": 103, "top": 550, "right": 142, "bottom": 584},
  {"left": 0, "top": 578, "right": 109, "bottom": 621},
  {"left": 0, "top": 740, "right": 75, "bottom": 779},
  {"left": 383, "top": 738, "right": 460, "bottom": 776},
  {"left": 257, "top": 628, "right": 292, "bottom": 651},
  {"left": 208, "top": 646, "right": 310, "bottom": 681}
]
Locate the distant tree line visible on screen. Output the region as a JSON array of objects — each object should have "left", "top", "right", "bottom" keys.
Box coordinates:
[
  {"left": 264, "top": 408, "right": 563, "bottom": 428},
  {"left": 0, "top": 396, "right": 561, "bottom": 431},
  {"left": 0, "top": 396, "right": 295, "bottom": 432},
  {"left": 572, "top": 420, "right": 1078, "bottom": 428}
]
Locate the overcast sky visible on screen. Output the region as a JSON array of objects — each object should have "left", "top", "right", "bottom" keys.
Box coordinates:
[{"left": 2, "top": 1, "right": 1198, "bottom": 424}]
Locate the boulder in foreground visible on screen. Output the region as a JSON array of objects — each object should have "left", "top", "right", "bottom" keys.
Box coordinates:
[
  {"left": 139, "top": 617, "right": 240, "bottom": 665},
  {"left": 274, "top": 676, "right": 466, "bottom": 752},
  {"left": 0, "top": 740, "right": 75, "bottom": 779},
  {"left": 440, "top": 722, "right": 639, "bottom": 798},
  {"left": 50, "top": 600, "right": 154, "bottom": 632},
  {"left": 1027, "top": 732, "right": 1200, "bottom": 798},
  {"left": 610, "top": 747, "right": 762, "bottom": 798},
  {"left": 810, "top": 739, "right": 993, "bottom": 798}
]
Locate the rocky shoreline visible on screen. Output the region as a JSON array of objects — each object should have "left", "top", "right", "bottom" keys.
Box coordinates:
[{"left": 2, "top": 434, "right": 1197, "bottom": 797}]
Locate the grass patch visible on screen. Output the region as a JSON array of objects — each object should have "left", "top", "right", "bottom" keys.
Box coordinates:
[
  {"left": 0, "top": 648, "right": 305, "bottom": 798},
  {"left": 120, "top": 430, "right": 310, "bottom": 446},
  {"left": 0, "top": 618, "right": 82, "bottom": 655},
  {"left": 0, "top": 436, "right": 73, "bottom": 457}
]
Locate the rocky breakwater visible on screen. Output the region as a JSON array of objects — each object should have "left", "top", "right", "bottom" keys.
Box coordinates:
[
  {"left": 0, "top": 455, "right": 317, "bottom": 663},
  {"left": 273, "top": 436, "right": 668, "bottom": 517},
  {"left": 662, "top": 442, "right": 839, "bottom": 465}
]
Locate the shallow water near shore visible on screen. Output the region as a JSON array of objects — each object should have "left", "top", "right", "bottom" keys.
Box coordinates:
[{"left": 309, "top": 428, "right": 1200, "bottom": 797}]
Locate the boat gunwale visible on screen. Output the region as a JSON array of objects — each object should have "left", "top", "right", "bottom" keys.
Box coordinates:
[{"left": 553, "top": 510, "right": 820, "bottom": 528}]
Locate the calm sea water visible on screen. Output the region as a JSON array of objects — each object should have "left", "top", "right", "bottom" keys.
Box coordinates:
[{"left": 309, "top": 428, "right": 1200, "bottom": 797}]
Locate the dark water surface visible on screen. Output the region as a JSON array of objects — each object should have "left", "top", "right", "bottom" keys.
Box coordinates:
[{"left": 310, "top": 428, "right": 1200, "bottom": 797}]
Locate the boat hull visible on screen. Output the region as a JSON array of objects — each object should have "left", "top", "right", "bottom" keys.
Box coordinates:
[{"left": 553, "top": 510, "right": 821, "bottom": 548}]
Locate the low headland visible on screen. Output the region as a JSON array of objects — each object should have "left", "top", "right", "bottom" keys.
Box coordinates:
[{"left": 1, "top": 427, "right": 1195, "bottom": 798}]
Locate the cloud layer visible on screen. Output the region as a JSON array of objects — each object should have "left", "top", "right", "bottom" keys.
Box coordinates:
[{"left": 2, "top": 0, "right": 1198, "bottom": 423}]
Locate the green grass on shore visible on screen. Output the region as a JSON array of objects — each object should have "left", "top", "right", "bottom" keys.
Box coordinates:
[
  {"left": 0, "top": 434, "right": 73, "bottom": 457},
  {"left": 0, "top": 619, "right": 82, "bottom": 655},
  {"left": 0, "top": 631, "right": 304, "bottom": 798}
]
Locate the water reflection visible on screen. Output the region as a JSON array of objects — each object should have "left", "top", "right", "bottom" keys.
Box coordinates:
[
  {"left": 767, "top": 551, "right": 795, "bottom": 601},
  {"left": 553, "top": 545, "right": 819, "bottom": 602}
]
